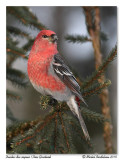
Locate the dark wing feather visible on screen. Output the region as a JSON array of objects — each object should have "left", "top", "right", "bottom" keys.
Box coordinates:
[{"left": 52, "top": 54, "right": 87, "bottom": 106}]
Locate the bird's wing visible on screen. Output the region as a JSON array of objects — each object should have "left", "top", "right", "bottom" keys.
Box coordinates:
[{"left": 52, "top": 54, "right": 87, "bottom": 106}]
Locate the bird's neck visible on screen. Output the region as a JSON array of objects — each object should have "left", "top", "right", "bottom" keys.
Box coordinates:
[{"left": 30, "top": 40, "right": 58, "bottom": 57}]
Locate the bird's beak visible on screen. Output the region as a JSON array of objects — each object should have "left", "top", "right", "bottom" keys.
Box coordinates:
[{"left": 49, "top": 34, "right": 58, "bottom": 43}]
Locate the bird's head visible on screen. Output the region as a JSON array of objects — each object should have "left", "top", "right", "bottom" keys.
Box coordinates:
[
  {"left": 35, "top": 30, "right": 58, "bottom": 44},
  {"left": 30, "top": 30, "right": 58, "bottom": 56}
]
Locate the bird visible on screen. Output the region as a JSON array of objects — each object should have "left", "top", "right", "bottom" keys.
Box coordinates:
[{"left": 27, "top": 30, "right": 90, "bottom": 140}]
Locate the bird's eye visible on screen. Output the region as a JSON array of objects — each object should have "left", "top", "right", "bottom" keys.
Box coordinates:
[{"left": 42, "top": 35, "right": 48, "bottom": 38}]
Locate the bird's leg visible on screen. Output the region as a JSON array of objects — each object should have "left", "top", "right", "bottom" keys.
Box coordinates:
[{"left": 48, "top": 97, "right": 58, "bottom": 106}]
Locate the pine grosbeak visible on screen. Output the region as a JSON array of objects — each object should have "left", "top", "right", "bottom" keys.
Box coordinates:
[{"left": 27, "top": 30, "right": 90, "bottom": 140}]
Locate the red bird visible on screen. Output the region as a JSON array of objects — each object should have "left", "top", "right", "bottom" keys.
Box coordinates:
[{"left": 27, "top": 30, "right": 90, "bottom": 140}]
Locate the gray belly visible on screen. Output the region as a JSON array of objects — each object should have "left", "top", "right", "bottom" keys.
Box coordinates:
[{"left": 31, "top": 80, "right": 72, "bottom": 102}]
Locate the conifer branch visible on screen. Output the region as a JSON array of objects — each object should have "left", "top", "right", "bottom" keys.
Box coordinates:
[
  {"left": 70, "top": 122, "right": 93, "bottom": 149},
  {"left": 7, "top": 68, "right": 28, "bottom": 88},
  {"left": 7, "top": 90, "right": 22, "bottom": 101},
  {"left": 55, "top": 101, "right": 109, "bottom": 124},
  {"left": 81, "top": 107, "right": 109, "bottom": 123},
  {"left": 82, "top": 80, "right": 111, "bottom": 98},
  {"left": 83, "top": 7, "right": 114, "bottom": 153},
  {"left": 7, "top": 101, "right": 109, "bottom": 153},
  {"left": 65, "top": 32, "right": 108, "bottom": 44},
  {"left": 7, "top": 106, "right": 18, "bottom": 122},
  {"left": 23, "top": 39, "right": 35, "bottom": 51},
  {"left": 54, "top": 115, "right": 58, "bottom": 153},
  {"left": 7, "top": 38, "right": 28, "bottom": 59},
  {"left": 53, "top": 113, "right": 68, "bottom": 153},
  {"left": 82, "top": 45, "right": 117, "bottom": 89},
  {"left": 7, "top": 55, "right": 17, "bottom": 68},
  {"left": 11, "top": 112, "right": 57, "bottom": 149},
  {"left": 7, "top": 26, "right": 31, "bottom": 39},
  {"left": 62, "top": 115, "right": 78, "bottom": 153},
  {"left": 59, "top": 110, "right": 70, "bottom": 152},
  {"left": 39, "top": 96, "right": 51, "bottom": 110},
  {"left": 7, "top": 48, "right": 28, "bottom": 59},
  {"left": 7, "top": 117, "right": 43, "bottom": 146},
  {"left": 65, "top": 35, "right": 92, "bottom": 43},
  {"left": 6, "top": 36, "right": 18, "bottom": 67},
  {"left": 7, "top": 7, "right": 47, "bottom": 30}
]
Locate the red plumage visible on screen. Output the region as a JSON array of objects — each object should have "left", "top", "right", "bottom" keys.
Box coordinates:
[
  {"left": 27, "top": 30, "right": 90, "bottom": 140},
  {"left": 28, "top": 30, "right": 65, "bottom": 92}
]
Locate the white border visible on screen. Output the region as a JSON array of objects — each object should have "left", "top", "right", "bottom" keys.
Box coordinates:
[
  {"left": 118, "top": 3, "right": 123, "bottom": 160},
  {"left": 0, "top": 0, "right": 6, "bottom": 159},
  {"left": 6, "top": 0, "right": 117, "bottom": 7}
]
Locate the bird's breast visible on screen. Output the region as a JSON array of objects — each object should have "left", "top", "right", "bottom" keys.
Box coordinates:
[{"left": 27, "top": 54, "right": 66, "bottom": 92}]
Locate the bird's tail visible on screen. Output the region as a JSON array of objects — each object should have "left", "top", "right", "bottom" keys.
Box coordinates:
[{"left": 67, "top": 95, "right": 90, "bottom": 141}]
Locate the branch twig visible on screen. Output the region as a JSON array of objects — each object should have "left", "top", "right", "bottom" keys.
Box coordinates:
[
  {"left": 59, "top": 110, "right": 70, "bottom": 152},
  {"left": 83, "top": 7, "right": 113, "bottom": 153}
]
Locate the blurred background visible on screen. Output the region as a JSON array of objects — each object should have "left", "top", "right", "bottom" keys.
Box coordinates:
[{"left": 7, "top": 7, "right": 117, "bottom": 153}]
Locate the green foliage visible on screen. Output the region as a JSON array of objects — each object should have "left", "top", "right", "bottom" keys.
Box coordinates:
[
  {"left": 7, "top": 90, "right": 22, "bottom": 101},
  {"left": 7, "top": 68, "right": 28, "bottom": 88},
  {"left": 65, "top": 32, "right": 108, "bottom": 44},
  {"left": 81, "top": 107, "right": 109, "bottom": 123},
  {"left": 7, "top": 105, "right": 18, "bottom": 122},
  {"left": 7, "top": 108, "right": 94, "bottom": 154},
  {"left": 82, "top": 79, "right": 111, "bottom": 98},
  {"left": 7, "top": 26, "right": 31, "bottom": 39},
  {"left": 82, "top": 45, "right": 117, "bottom": 89},
  {"left": 65, "top": 35, "right": 91, "bottom": 44},
  {"left": 7, "top": 37, "right": 27, "bottom": 59},
  {"left": 6, "top": 6, "right": 117, "bottom": 154},
  {"left": 7, "top": 97, "right": 109, "bottom": 153},
  {"left": 23, "top": 39, "right": 35, "bottom": 52},
  {"left": 7, "top": 7, "right": 47, "bottom": 30}
]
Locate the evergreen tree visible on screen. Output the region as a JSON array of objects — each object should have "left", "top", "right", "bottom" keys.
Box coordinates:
[{"left": 6, "top": 6, "right": 117, "bottom": 154}]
